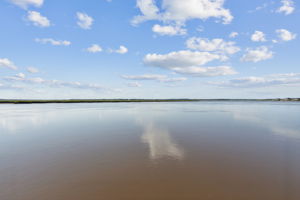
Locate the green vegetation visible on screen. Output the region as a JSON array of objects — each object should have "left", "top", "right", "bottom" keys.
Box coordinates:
[{"left": 0, "top": 98, "right": 299, "bottom": 104}]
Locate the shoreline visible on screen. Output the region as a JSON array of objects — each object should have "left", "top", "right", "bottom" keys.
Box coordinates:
[{"left": 0, "top": 98, "right": 300, "bottom": 104}]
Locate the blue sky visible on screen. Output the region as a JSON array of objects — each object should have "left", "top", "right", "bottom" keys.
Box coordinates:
[{"left": 0, "top": 0, "right": 299, "bottom": 99}]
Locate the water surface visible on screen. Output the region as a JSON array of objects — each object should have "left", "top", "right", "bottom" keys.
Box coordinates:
[{"left": 1, "top": 102, "right": 300, "bottom": 200}]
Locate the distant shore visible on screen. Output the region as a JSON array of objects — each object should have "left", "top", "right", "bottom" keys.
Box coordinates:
[{"left": 0, "top": 98, "right": 299, "bottom": 104}]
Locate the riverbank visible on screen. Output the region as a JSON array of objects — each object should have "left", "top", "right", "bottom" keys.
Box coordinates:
[{"left": 0, "top": 98, "right": 299, "bottom": 104}]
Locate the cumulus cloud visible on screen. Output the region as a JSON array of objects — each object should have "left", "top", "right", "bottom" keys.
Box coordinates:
[
  {"left": 277, "top": 0, "right": 295, "bottom": 15},
  {"left": 210, "top": 73, "right": 300, "bottom": 88},
  {"left": 35, "top": 38, "right": 71, "bottom": 46},
  {"left": 0, "top": 58, "right": 17, "bottom": 70},
  {"left": 152, "top": 24, "right": 187, "bottom": 36},
  {"left": 76, "top": 12, "right": 93, "bottom": 29},
  {"left": 186, "top": 37, "right": 240, "bottom": 54},
  {"left": 251, "top": 31, "right": 266, "bottom": 42},
  {"left": 143, "top": 50, "right": 236, "bottom": 77},
  {"left": 9, "top": 0, "right": 43, "bottom": 9},
  {"left": 110, "top": 45, "right": 128, "bottom": 54},
  {"left": 86, "top": 44, "right": 103, "bottom": 53},
  {"left": 27, "top": 67, "right": 39, "bottom": 73},
  {"left": 122, "top": 74, "right": 187, "bottom": 82},
  {"left": 241, "top": 46, "right": 273, "bottom": 63},
  {"left": 132, "top": 0, "right": 161, "bottom": 24},
  {"left": 144, "top": 50, "right": 227, "bottom": 68},
  {"left": 116, "top": 45, "right": 128, "bottom": 54},
  {"left": 229, "top": 32, "right": 238, "bottom": 38},
  {"left": 27, "top": 11, "right": 50, "bottom": 27},
  {"left": 276, "top": 29, "right": 297, "bottom": 41},
  {"left": 132, "top": 0, "right": 233, "bottom": 25}
]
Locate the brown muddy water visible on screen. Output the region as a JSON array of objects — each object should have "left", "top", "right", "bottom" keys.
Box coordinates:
[{"left": 0, "top": 102, "right": 300, "bottom": 200}]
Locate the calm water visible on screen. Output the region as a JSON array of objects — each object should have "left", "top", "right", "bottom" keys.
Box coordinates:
[{"left": 1, "top": 102, "right": 300, "bottom": 200}]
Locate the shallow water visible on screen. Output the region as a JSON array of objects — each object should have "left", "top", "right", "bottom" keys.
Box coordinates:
[{"left": 1, "top": 102, "right": 300, "bottom": 200}]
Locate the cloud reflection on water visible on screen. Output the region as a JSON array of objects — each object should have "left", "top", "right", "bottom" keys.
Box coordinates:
[{"left": 141, "top": 122, "right": 184, "bottom": 160}]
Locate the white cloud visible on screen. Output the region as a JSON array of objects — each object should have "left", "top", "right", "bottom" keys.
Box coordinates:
[
  {"left": 9, "top": 0, "right": 43, "bottom": 9},
  {"left": 210, "top": 73, "right": 300, "bottom": 88},
  {"left": 27, "top": 11, "right": 50, "bottom": 27},
  {"left": 276, "top": 29, "right": 297, "bottom": 41},
  {"left": 241, "top": 46, "right": 273, "bottom": 63},
  {"left": 133, "top": 0, "right": 160, "bottom": 24},
  {"left": 35, "top": 38, "right": 71, "bottom": 46},
  {"left": 86, "top": 44, "right": 103, "bottom": 53},
  {"left": 161, "top": 77, "right": 187, "bottom": 82},
  {"left": 122, "top": 74, "right": 187, "bottom": 82},
  {"left": 27, "top": 67, "right": 39, "bottom": 73},
  {"left": 0, "top": 58, "right": 17, "bottom": 70},
  {"left": 143, "top": 50, "right": 236, "bottom": 77},
  {"left": 144, "top": 50, "right": 227, "bottom": 68},
  {"left": 0, "top": 83, "right": 24, "bottom": 90},
  {"left": 4, "top": 73, "right": 109, "bottom": 91},
  {"left": 186, "top": 37, "right": 240, "bottom": 54},
  {"left": 122, "top": 74, "right": 167, "bottom": 80},
  {"left": 127, "top": 82, "right": 142, "bottom": 87},
  {"left": 76, "top": 12, "right": 93, "bottom": 29},
  {"left": 152, "top": 24, "right": 187, "bottom": 36},
  {"left": 170, "top": 66, "right": 236, "bottom": 77},
  {"left": 251, "top": 31, "right": 266, "bottom": 42},
  {"left": 132, "top": 0, "right": 233, "bottom": 25},
  {"left": 277, "top": 0, "right": 295, "bottom": 15},
  {"left": 110, "top": 45, "right": 128, "bottom": 54},
  {"left": 16, "top": 73, "right": 26, "bottom": 79},
  {"left": 229, "top": 32, "right": 238, "bottom": 38},
  {"left": 116, "top": 45, "right": 128, "bottom": 54},
  {"left": 4, "top": 73, "right": 43, "bottom": 83},
  {"left": 197, "top": 26, "right": 204, "bottom": 32},
  {"left": 253, "top": 3, "right": 269, "bottom": 12},
  {"left": 248, "top": 2, "right": 272, "bottom": 14}
]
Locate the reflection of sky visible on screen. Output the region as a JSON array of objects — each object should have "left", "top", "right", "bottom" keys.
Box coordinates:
[
  {"left": 230, "top": 106, "right": 300, "bottom": 139},
  {"left": 0, "top": 105, "right": 59, "bottom": 133},
  {"left": 0, "top": 104, "right": 117, "bottom": 133},
  {"left": 141, "top": 122, "right": 184, "bottom": 160},
  {"left": 1, "top": 102, "right": 299, "bottom": 140},
  {"left": 0, "top": 103, "right": 136, "bottom": 133}
]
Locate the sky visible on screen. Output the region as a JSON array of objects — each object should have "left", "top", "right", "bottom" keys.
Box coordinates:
[{"left": 0, "top": 0, "right": 299, "bottom": 99}]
